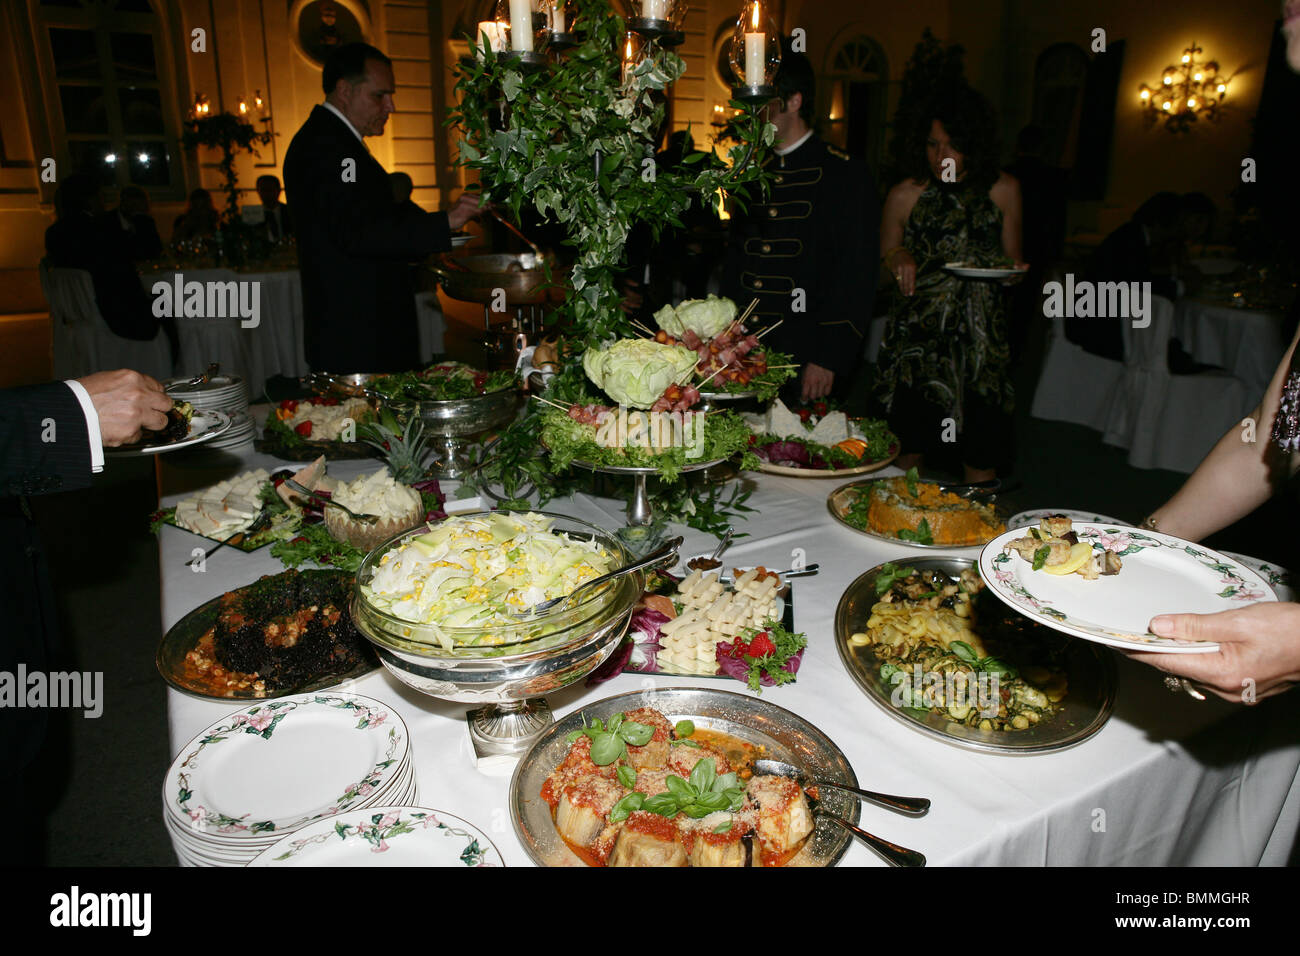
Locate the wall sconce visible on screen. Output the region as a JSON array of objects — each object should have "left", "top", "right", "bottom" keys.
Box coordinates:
[
  {"left": 191, "top": 93, "right": 210, "bottom": 118},
  {"left": 1139, "top": 41, "right": 1229, "bottom": 132},
  {"left": 236, "top": 95, "right": 249, "bottom": 117}
]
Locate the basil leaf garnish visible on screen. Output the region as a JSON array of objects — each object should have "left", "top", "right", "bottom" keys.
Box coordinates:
[
  {"left": 616, "top": 764, "right": 637, "bottom": 789},
  {"left": 618, "top": 720, "right": 654, "bottom": 747}
]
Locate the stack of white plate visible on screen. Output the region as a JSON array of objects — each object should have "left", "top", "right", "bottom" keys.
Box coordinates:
[
  {"left": 162, "top": 692, "right": 416, "bottom": 867},
  {"left": 165, "top": 374, "right": 255, "bottom": 451}
]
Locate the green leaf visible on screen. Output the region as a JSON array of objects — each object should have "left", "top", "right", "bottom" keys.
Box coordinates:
[
  {"left": 618, "top": 720, "right": 654, "bottom": 747},
  {"left": 949, "top": 641, "right": 978, "bottom": 663},
  {"left": 588, "top": 731, "right": 625, "bottom": 765},
  {"left": 609, "top": 792, "right": 644, "bottom": 823},
  {"left": 665, "top": 775, "right": 694, "bottom": 801},
  {"left": 616, "top": 763, "right": 637, "bottom": 789},
  {"left": 688, "top": 757, "right": 716, "bottom": 794},
  {"left": 1032, "top": 544, "right": 1051, "bottom": 571},
  {"left": 712, "top": 818, "right": 733, "bottom": 833},
  {"left": 905, "top": 466, "right": 920, "bottom": 497},
  {"left": 642, "top": 793, "right": 680, "bottom": 817}
]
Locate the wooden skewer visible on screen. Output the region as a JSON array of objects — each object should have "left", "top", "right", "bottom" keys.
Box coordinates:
[
  {"left": 737, "top": 298, "right": 760, "bottom": 325},
  {"left": 630, "top": 319, "right": 657, "bottom": 337},
  {"left": 531, "top": 395, "right": 573, "bottom": 411},
  {"left": 696, "top": 365, "right": 727, "bottom": 388},
  {"left": 755, "top": 319, "right": 783, "bottom": 340},
  {"left": 765, "top": 364, "right": 799, "bottom": 370}
]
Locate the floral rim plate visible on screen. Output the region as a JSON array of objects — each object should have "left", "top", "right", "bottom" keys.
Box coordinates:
[
  {"left": 827, "top": 479, "right": 1006, "bottom": 550},
  {"left": 106, "top": 410, "right": 231, "bottom": 457},
  {"left": 834, "top": 557, "right": 1115, "bottom": 755},
  {"left": 979, "top": 523, "right": 1278, "bottom": 653},
  {"left": 944, "top": 263, "right": 1028, "bottom": 279},
  {"left": 758, "top": 448, "right": 898, "bottom": 479},
  {"left": 1007, "top": 509, "right": 1121, "bottom": 531},
  {"left": 163, "top": 692, "right": 409, "bottom": 838},
  {"left": 510, "top": 686, "right": 858, "bottom": 867},
  {"left": 1220, "top": 551, "right": 1295, "bottom": 603},
  {"left": 247, "top": 806, "right": 503, "bottom": 867}
]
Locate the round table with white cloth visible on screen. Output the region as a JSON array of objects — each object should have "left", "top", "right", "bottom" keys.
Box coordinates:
[{"left": 1173, "top": 297, "right": 1291, "bottom": 402}]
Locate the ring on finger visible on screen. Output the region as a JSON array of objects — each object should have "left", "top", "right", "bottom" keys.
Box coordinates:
[{"left": 1163, "top": 674, "right": 1207, "bottom": 700}]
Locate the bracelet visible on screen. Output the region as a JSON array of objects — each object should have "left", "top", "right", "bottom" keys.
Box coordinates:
[{"left": 1139, "top": 514, "right": 1160, "bottom": 532}]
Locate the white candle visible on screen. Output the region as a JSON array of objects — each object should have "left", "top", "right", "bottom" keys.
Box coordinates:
[
  {"left": 744, "top": 32, "right": 765, "bottom": 86},
  {"left": 476, "top": 21, "right": 506, "bottom": 56},
  {"left": 644, "top": 0, "right": 667, "bottom": 21},
  {"left": 509, "top": 0, "right": 533, "bottom": 52},
  {"left": 550, "top": 2, "right": 566, "bottom": 32}
]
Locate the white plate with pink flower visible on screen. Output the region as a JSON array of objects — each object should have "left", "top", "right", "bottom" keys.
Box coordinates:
[
  {"left": 163, "top": 693, "right": 411, "bottom": 855},
  {"left": 248, "top": 806, "right": 503, "bottom": 867},
  {"left": 978, "top": 523, "right": 1277, "bottom": 654}
]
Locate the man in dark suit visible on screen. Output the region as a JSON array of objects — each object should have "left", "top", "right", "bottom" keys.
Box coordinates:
[
  {"left": 1, "top": 370, "right": 171, "bottom": 859},
  {"left": 284, "top": 42, "right": 480, "bottom": 372},
  {"left": 721, "top": 47, "right": 880, "bottom": 402},
  {"left": 256, "top": 175, "right": 294, "bottom": 243}
]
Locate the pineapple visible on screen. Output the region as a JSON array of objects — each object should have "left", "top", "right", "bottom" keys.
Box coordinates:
[{"left": 359, "top": 408, "right": 431, "bottom": 483}]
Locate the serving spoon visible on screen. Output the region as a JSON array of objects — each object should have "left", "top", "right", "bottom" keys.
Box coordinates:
[
  {"left": 806, "top": 794, "right": 927, "bottom": 867},
  {"left": 512, "top": 536, "right": 683, "bottom": 618},
  {"left": 754, "top": 758, "right": 930, "bottom": 816}
]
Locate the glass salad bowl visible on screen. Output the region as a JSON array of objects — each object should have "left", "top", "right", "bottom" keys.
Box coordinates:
[{"left": 350, "top": 511, "right": 641, "bottom": 756}]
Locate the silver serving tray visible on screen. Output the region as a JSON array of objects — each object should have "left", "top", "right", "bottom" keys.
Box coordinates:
[
  {"left": 510, "top": 686, "right": 860, "bottom": 867},
  {"left": 834, "top": 557, "right": 1115, "bottom": 755}
]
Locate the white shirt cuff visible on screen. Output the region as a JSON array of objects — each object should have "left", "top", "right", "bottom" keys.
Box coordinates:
[{"left": 63, "top": 379, "right": 105, "bottom": 474}]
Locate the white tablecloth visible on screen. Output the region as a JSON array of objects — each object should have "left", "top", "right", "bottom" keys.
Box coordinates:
[
  {"left": 158, "top": 443, "right": 1300, "bottom": 867},
  {"left": 1174, "top": 298, "right": 1290, "bottom": 403},
  {"left": 143, "top": 269, "right": 447, "bottom": 394}
]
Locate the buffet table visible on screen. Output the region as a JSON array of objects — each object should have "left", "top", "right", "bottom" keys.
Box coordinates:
[{"left": 157, "top": 444, "right": 1300, "bottom": 867}]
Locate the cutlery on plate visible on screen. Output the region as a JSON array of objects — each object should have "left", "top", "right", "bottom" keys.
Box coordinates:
[
  {"left": 282, "top": 478, "right": 380, "bottom": 524},
  {"left": 512, "top": 536, "right": 683, "bottom": 618},
  {"left": 935, "top": 478, "right": 1020, "bottom": 499},
  {"left": 754, "top": 758, "right": 930, "bottom": 816}
]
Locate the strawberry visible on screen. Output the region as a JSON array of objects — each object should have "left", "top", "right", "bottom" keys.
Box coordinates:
[
  {"left": 317, "top": 396, "right": 339, "bottom": 406},
  {"left": 813, "top": 401, "right": 828, "bottom": 417},
  {"left": 295, "top": 421, "right": 313, "bottom": 437},
  {"left": 279, "top": 399, "right": 299, "bottom": 412},
  {"left": 744, "top": 632, "right": 777, "bottom": 659},
  {"left": 798, "top": 408, "right": 811, "bottom": 423}
]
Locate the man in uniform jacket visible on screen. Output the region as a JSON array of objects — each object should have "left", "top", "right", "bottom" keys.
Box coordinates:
[
  {"left": 1, "top": 371, "right": 171, "bottom": 859},
  {"left": 723, "top": 48, "right": 880, "bottom": 402},
  {"left": 284, "top": 42, "right": 480, "bottom": 373}
]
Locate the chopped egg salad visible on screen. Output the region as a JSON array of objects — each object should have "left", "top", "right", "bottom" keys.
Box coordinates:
[{"left": 361, "top": 513, "right": 616, "bottom": 641}]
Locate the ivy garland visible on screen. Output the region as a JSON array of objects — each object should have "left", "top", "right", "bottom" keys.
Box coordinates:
[{"left": 448, "top": 0, "right": 775, "bottom": 529}]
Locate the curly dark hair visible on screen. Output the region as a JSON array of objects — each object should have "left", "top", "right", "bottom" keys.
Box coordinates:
[{"left": 902, "top": 85, "right": 1001, "bottom": 192}]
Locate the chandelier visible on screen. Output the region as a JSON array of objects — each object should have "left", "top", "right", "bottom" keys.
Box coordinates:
[
  {"left": 477, "top": 0, "right": 781, "bottom": 100},
  {"left": 1139, "top": 41, "right": 1229, "bottom": 132}
]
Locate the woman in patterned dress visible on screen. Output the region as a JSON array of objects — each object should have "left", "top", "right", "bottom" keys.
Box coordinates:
[
  {"left": 877, "top": 86, "right": 1024, "bottom": 481},
  {"left": 1124, "top": 0, "right": 1300, "bottom": 701}
]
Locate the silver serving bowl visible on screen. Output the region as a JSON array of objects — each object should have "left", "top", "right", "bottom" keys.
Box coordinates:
[
  {"left": 388, "top": 387, "right": 520, "bottom": 477},
  {"left": 430, "top": 252, "right": 565, "bottom": 305},
  {"left": 349, "top": 512, "right": 640, "bottom": 755}
]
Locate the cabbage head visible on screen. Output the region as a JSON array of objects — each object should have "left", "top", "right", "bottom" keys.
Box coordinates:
[
  {"left": 653, "top": 295, "right": 737, "bottom": 341},
  {"left": 583, "top": 339, "right": 698, "bottom": 408}
]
